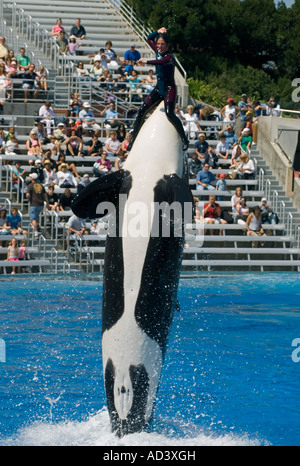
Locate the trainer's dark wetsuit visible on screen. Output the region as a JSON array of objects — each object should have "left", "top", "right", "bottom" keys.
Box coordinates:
[{"left": 128, "top": 31, "right": 189, "bottom": 151}]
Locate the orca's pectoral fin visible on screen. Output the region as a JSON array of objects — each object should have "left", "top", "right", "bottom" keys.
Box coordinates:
[{"left": 71, "top": 169, "right": 130, "bottom": 219}]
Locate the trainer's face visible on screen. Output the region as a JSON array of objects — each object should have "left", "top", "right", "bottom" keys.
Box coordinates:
[{"left": 157, "top": 38, "right": 168, "bottom": 54}]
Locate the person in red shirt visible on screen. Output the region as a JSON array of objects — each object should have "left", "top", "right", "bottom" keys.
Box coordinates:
[{"left": 202, "top": 194, "right": 227, "bottom": 235}]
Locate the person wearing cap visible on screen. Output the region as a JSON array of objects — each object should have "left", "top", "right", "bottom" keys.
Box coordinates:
[
  {"left": 30, "top": 159, "right": 44, "bottom": 184},
  {"left": 57, "top": 163, "right": 78, "bottom": 188},
  {"left": 124, "top": 44, "right": 141, "bottom": 65},
  {"left": 42, "top": 159, "right": 58, "bottom": 187},
  {"left": 26, "top": 173, "right": 49, "bottom": 237},
  {"left": 221, "top": 98, "right": 239, "bottom": 122},
  {"left": 79, "top": 102, "right": 101, "bottom": 133},
  {"left": 77, "top": 173, "right": 91, "bottom": 194},
  {"left": 216, "top": 173, "right": 227, "bottom": 201},
  {"left": 238, "top": 94, "right": 249, "bottom": 128},
  {"left": 239, "top": 127, "right": 253, "bottom": 153}
]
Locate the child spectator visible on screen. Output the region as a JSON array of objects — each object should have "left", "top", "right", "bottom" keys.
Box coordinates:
[
  {"left": 216, "top": 173, "right": 227, "bottom": 201},
  {"left": 6, "top": 237, "right": 18, "bottom": 274},
  {"left": 17, "top": 240, "right": 27, "bottom": 273},
  {"left": 67, "top": 37, "right": 81, "bottom": 55}
]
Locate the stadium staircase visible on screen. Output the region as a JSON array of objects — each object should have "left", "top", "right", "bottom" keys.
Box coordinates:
[{"left": 0, "top": 1, "right": 299, "bottom": 274}]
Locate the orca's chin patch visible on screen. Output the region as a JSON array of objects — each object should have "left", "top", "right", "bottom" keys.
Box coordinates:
[{"left": 104, "top": 359, "right": 150, "bottom": 437}]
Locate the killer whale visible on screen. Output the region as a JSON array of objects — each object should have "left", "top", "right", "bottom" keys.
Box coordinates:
[{"left": 72, "top": 102, "right": 193, "bottom": 437}]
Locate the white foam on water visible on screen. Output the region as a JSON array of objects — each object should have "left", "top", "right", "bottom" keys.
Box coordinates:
[{"left": 1, "top": 408, "right": 264, "bottom": 446}]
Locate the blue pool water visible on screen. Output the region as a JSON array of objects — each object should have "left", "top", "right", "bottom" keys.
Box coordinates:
[{"left": 0, "top": 273, "right": 299, "bottom": 446}]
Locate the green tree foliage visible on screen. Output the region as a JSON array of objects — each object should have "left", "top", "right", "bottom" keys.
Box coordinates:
[{"left": 127, "top": 0, "right": 300, "bottom": 108}]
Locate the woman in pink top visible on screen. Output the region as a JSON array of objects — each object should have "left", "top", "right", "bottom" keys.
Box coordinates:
[
  {"left": 51, "top": 19, "right": 65, "bottom": 37},
  {"left": 6, "top": 237, "right": 18, "bottom": 274}
]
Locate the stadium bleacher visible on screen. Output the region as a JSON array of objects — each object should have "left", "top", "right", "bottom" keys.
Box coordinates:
[{"left": 0, "top": 0, "right": 299, "bottom": 274}]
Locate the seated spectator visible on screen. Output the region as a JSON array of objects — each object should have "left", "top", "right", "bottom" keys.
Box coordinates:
[
  {"left": 235, "top": 196, "right": 250, "bottom": 224},
  {"left": 26, "top": 130, "right": 43, "bottom": 156},
  {"left": 202, "top": 194, "right": 227, "bottom": 236},
  {"left": 87, "top": 133, "right": 103, "bottom": 157},
  {"left": 51, "top": 18, "right": 65, "bottom": 37},
  {"left": 105, "top": 131, "right": 121, "bottom": 157},
  {"left": 145, "top": 69, "right": 157, "bottom": 93},
  {"left": 239, "top": 127, "right": 252, "bottom": 153},
  {"left": 101, "top": 102, "right": 119, "bottom": 132},
  {"left": 66, "top": 214, "right": 89, "bottom": 249},
  {"left": 22, "top": 63, "right": 40, "bottom": 102},
  {"left": 6, "top": 57, "right": 18, "bottom": 80},
  {"left": 77, "top": 174, "right": 91, "bottom": 194},
  {"left": 237, "top": 153, "right": 255, "bottom": 184},
  {"left": 36, "top": 65, "right": 48, "bottom": 92},
  {"left": 65, "top": 130, "right": 83, "bottom": 156},
  {"left": 6, "top": 206, "right": 28, "bottom": 236},
  {"left": 69, "top": 92, "right": 82, "bottom": 114},
  {"left": 90, "top": 60, "right": 104, "bottom": 81},
  {"left": 66, "top": 37, "right": 82, "bottom": 56},
  {"left": 203, "top": 145, "right": 219, "bottom": 169},
  {"left": 128, "top": 69, "right": 144, "bottom": 102},
  {"left": 124, "top": 44, "right": 141, "bottom": 65},
  {"left": 59, "top": 187, "right": 75, "bottom": 211},
  {"left": 55, "top": 152, "right": 81, "bottom": 179},
  {"left": 183, "top": 105, "right": 201, "bottom": 140},
  {"left": 93, "top": 151, "right": 112, "bottom": 177},
  {"left": 53, "top": 122, "right": 68, "bottom": 151},
  {"left": 117, "top": 123, "right": 126, "bottom": 143},
  {"left": 0, "top": 129, "right": 5, "bottom": 153},
  {"left": 116, "top": 74, "right": 129, "bottom": 99},
  {"left": 43, "top": 159, "right": 58, "bottom": 186},
  {"left": 6, "top": 237, "right": 18, "bottom": 274},
  {"left": 260, "top": 197, "right": 275, "bottom": 224},
  {"left": 0, "top": 207, "right": 10, "bottom": 235},
  {"left": 89, "top": 48, "right": 110, "bottom": 69},
  {"left": 79, "top": 102, "right": 101, "bottom": 133},
  {"left": 39, "top": 101, "right": 56, "bottom": 136},
  {"left": 196, "top": 163, "right": 216, "bottom": 193},
  {"left": 189, "top": 153, "right": 202, "bottom": 178},
  {"left": 30, "top": 159, "right": 44, "bottom": 184},
  {"left": 70, "top": 18, "right": 86, "bottom": 40},
  {"left": 57, "top": 163, "right": 78, "bottom": 188},
  {"left": 17, "top": 47, "right": 30, "bottom": 71},
  {"left": 246, "top": 206, "right": 266, "bottom": 247},
  {"left": 231, "top": 187, "right": 243, "bottom": 214},
  {"left": 230, "top": 144, "right": 245, "bottom": 168},
  {"left": 4, "top": 126, "right": 17, "bottom": 142},
  {"left": 56, "top": 30, "right": 68, "bottom": 55},
  {"left": 5, "top": 135, "right": 19, "bottom": 156},
  {"left": 195, "top": 133, "right": 208, "bottom": 160},
  {"left": 33, "top": 121, "right": 49, "bottom": 144},
  {"left": 216, "top": 173, "right": 227, "bottom": 201},
  {"left": 0, "top": 36, "right": 9, "bottom": 60},
  {"left": 115, "top": 151, "right": 127, "bottom": 171},
  {"left": 216, "top": 135, "right": 230, "bottom": 160},
  {"left": 105, "top": 40, "right": 119, "bottom": 67},
  {"left": 218, "top": 125, "right": 238, "bottom": 149},
  {"left": 46, "top": 184, "right": 59, "bottom": 211},
  {"left": 120, "top": 131, "right": 131, "bottom": 154},
  {"left": 75, "top": 61, "right": 90, "bottom": 81}
]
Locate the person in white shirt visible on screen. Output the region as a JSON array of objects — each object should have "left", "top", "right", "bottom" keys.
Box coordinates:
[
  {"left": 57, "top": 163, "right": 78, "bottom": 188},
  {"left": 39, "top": 101, "right": 55, "bottom": 136}
]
